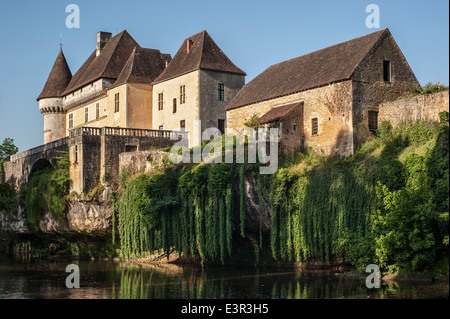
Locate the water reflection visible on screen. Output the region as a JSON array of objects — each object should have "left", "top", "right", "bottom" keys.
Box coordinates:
[{"left": 0, "top": 254, "right": 448, "bottom": 299}]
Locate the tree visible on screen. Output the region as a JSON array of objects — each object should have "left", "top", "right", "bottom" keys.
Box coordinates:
[{"left": 0, "top": 138, "right": 19, "bottom": 162}]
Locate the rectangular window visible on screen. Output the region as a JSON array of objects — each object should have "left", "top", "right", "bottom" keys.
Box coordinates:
[
  {"left": 218, "top": 119, "right": 225, "bottom": 135},
  {"left": 368, "top": 111, "right": 378, "bottom": 131},
  {"left": 159, "top": 125, "right": 164, "bottom": 131},
  {"left": 84, "top": 107, "right": 89, "bottom": 123},
  {"left": 293, "top": 125, "right": 297, "bottom": 131},
  {"left": 96, "top": 103, "right": 100, "bottom": 119},
  {"left": 69, "top": 113, "right": 73, "bottom": 129},
  {"left": 383, "top": 60, "right": 391, "bottom": 82},
  {"left": 218, "top": 83, "right": 225, "bottom": 101},
  {"left": 311, "top": 118, "right": 318, "bottom": 136},
  {"left": 180, "top": 85, "right": 186, "bottom": 104},
  {"left": 114, "top": 93, "right": 120, "bottom": 113},
  {"left": 74, "top": 145, "right": 78, "bottom": 163},
  {"left": 173, "top": 98, "right": 177, "bottom": 113},
  {"left": 180, "top": 120, "right": 186, "bottom": 130},
  {"left": 158, "top": 93, "right": 164, "bottom": 111}
]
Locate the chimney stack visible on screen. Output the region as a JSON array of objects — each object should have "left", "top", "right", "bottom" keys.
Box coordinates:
[
  {"left": 97, "top": 31, "right": 112, "bottom": 56},
  {"left": 187, "top": 39, "right": 193, "bottom": 53}
]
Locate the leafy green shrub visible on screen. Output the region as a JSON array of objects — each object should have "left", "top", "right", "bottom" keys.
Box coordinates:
[
  {"left": 24, "top": 152, "right": 71, "bottom": 230},
  {"left": 412, "top": 81, "right": 449, "bottom": 96},
  {"left": 0, "top": 183, "right": 16, "bottom": 212}
]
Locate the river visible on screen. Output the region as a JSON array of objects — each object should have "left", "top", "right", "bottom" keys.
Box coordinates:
[{"left": 0, "top": 253, "right": 447, "bottom": 299}]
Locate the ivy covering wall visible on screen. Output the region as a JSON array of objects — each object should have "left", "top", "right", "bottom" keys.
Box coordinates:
[{"left": 117, "top": 113, "right": 449, "bottom": 274}]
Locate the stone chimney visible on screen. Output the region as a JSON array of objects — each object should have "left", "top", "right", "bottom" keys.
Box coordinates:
[
  {"left": 96, "top": 31, "right": 112, "bottom": 56},
  {"left": 187, "top": 39, "right": 193, "bottom": 53}
]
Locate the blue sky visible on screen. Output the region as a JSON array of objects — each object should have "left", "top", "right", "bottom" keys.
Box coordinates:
[{"left": 0, "top": 0, "right": 448, "bottom": 152}]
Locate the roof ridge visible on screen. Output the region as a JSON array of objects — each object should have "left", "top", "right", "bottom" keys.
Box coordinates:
[
  {"left": 268, "top": 28, "right": 387, "bottom": 69},
  {"left": 226, "top": 28, "right": 390, "bottom": 110},
  {"left": 196, "top": 30, "right": 207, "bottom": 69}
]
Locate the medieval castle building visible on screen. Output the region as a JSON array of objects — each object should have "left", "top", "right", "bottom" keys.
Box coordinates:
[
  {"left": 4, "top": 28, "right": 438, "bottom": 195},
  {"left": 37, "top": 30, "right": 246, "bottom": 148}
]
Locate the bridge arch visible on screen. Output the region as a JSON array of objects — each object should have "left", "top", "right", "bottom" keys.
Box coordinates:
[{"left": 29, "top": 158, "right": 52, "bottom": 180}]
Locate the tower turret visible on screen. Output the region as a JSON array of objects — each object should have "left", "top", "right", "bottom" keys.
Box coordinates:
[{"left": 37, "top": 49, "right": 72, "bottom": 144}]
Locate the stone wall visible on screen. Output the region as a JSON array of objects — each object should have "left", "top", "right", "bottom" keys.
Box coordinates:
[
  {"left": 199, "top": 69, "right": 245, "bottom": 137},
  {"left": 152, "top": 71, "right": 200, "bottom": 147},
  {"left": 378, "top": 90, "right": 449, "bottom": 127},
  {"left": 69, "top": 133, "right": 182, "bottom": 193},
  {"left": 227, "top": 80, "right": 354, "bottom": 157},
  {"left": 118, "top": 150, "right": 175, "bottom": 177},
  {"left": 279, "top": 103, "right": 304, "bottom": 153},
  {"left": 351, "top": 30, "right": 420, "bottom": 150}
]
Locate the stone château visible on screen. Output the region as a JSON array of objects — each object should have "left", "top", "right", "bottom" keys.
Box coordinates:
[{"left": 2, "top": 27, "right": 448, "bottom": 198}]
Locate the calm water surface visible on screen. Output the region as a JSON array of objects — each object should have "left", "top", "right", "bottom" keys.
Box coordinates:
[{"left": 0, "top": 253, "right": 447, "bottom": 299}]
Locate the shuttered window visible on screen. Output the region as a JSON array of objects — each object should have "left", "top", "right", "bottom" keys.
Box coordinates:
[
  {"left": 114, "top": 93, "right": 120, "bottom": 113},
  {"left": 158, "top": 93, "right": 164, "bottom": 111},
  {"left": 368, "top": 111, "right": 378, "bottom": 130},
  {"left": 180, "top": 85, "right": 186, "bottom": 104},
  {"left": 312, "top": 118, "right": 318, "bottom": 136}
]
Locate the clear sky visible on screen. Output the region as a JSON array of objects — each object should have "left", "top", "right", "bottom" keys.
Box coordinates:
[{"left": 0, "top": 0, "right": 448, "bottom": 152}]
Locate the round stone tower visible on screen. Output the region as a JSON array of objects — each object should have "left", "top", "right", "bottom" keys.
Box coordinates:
[{"left": 37, "top": 49, "right": 72, "bottom": 144}]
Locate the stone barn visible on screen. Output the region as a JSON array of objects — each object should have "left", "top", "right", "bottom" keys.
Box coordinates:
[{"left": 226, "top": 28, "right": 420, "bottom": 156}]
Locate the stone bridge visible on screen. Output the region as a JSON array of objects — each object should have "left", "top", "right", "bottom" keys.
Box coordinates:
[
  {"left": 1, "top": 127, "right": 188, "bottom": 193},
  {"left": 1, "top": 138, "right": 69, "bottom": 190}
]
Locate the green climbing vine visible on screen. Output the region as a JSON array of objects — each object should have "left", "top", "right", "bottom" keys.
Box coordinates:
[
  {"left": 118, "top": 163, "right": 238, "bottom": 264},
  {"left": 116, "top": 114, "right": 448, "bottom": 274}
]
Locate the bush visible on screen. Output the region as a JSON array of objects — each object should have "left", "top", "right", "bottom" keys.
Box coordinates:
[{"left": 24, "top": 152, "right": 71, "bottom": 230}]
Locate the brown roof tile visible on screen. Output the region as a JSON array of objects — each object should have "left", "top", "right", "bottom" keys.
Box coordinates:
[
  {"left": 257, "top": 101, "right": 302, "bottom": 124},
  {"left": 111, "top": 47, "right": 171, "bottom": 88},
  {"left": 226, "top": 29, "right": 387, "bottom": 110},
  {"left": 153, "top": 30, "right": 246, "bottom": 83},
  {"left": 37, "top": 50, "right": 72, "bottom": 100},
  {"left": 62, "top": 30, "right": 139, "bottom": 95}
]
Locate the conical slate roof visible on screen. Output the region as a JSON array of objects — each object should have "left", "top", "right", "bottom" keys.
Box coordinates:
[
  {"left": 153, "top": 30, "right": 246, "bottom": 83},
  {"left": 37, "top": 49, "right": 72, "bottom": 101}
]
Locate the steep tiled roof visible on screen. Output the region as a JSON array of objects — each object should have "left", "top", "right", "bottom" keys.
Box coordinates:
[
  {"left": 37, "top": 50, "right": 72, "bottom": 100},
  {"left": 257, "top": 101, "right": 302, "bottom": 124},
  {"left": 111, "top": 47, "right": 171, "bottom": 88},
  {"left": 153, "top": 30, "right": 246, "bottom": 83},
  {"left": 226, "top": 29, "right": 388, "bottom": 110},
  {"left": 62, "top": 30, "right": 139, "bottom": 95}
]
